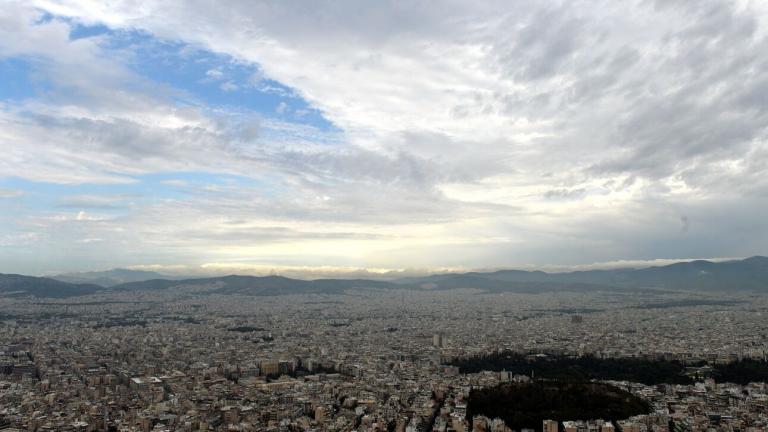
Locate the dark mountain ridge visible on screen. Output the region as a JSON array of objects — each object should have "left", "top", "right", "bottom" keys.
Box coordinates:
[
  {"left": 113, "top": 275, "right": 399, "bottom": 296},
  {"left": 52, "top": 268, "right": 175, "bottom": 287},
  {"left": 2, "top": 256, "right": 767, "bottom": 298},
  {"left": 0, "top": 274, "right": 102, "bottom": 298},
  {"left": 399, "top": 256, "right": 768, "bottom": 292}
]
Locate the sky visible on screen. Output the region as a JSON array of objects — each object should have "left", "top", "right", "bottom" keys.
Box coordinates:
[{"left": 1, "top": 0, "right": 767, "bottom": 277}]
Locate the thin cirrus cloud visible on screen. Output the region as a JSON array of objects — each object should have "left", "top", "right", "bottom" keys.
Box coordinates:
[{"left": 0, "top": 0, "right": 767, "bottom": 275}]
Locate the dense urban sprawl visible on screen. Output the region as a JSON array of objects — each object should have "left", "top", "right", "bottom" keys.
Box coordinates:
[{"left": 2, "top": 287, "right": 768, "bottom": 432}]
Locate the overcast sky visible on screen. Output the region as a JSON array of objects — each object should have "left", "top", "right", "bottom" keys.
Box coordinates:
[{"left": 1, "top": 0, "right": 767, "bottom": 276}]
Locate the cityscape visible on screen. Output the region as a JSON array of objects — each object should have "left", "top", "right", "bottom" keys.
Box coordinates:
[
  {"left": 3, "top": 259, "right": 768, "bottom": 431},
  {"left": 3, "top": 0, "right": 768, "bottom": 431}
]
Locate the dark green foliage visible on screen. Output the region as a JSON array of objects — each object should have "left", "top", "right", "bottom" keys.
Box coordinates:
[
  {"left": 451, "top": 352, "right": 768, "bottom": 385},
  {"left": 467, "top": 382, "right": 650, "bottom": 430},
  {"left": 227, "top": 326, "right": 266, "bottom": 332},
  {"left": 714, "top": 360, "right": 768, "bottom": 385},
  {"left": 629, "top": 300, "right": 745, "bottom": 309},
  {"left": 449, "top": 352, "right": 693, "bottom": 385},
  {"left": 93, "top": 319, "right": 147, "bottom": 328}
]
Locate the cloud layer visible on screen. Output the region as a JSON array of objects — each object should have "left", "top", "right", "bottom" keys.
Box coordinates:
[{"left": 1, "top": 0, "right": 767, "bottom": 275}]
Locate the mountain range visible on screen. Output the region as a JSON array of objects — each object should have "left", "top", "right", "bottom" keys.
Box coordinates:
[
  {"left": 51, "top": 268, "right": 174, "bottom": 287},
  {"left": 1, "top": 256, "right": 767, "bottom": 298},
  {"left": 0, "top": 274, "right": 102, "bottom": 298},
  {"left": 401, "top": 256, "right": 768, "bottom": 292}
]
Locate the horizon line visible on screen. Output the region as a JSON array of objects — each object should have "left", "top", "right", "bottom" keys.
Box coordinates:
[{"left": 29, "top": 255, "right": 763, "bottom": 281}]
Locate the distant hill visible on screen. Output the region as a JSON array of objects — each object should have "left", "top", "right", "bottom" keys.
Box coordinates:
[
  {"left": 0, "top": 274, "right": 102, "bottom": 298},
  {"left": 52, "top": 268, "right": 172, "bottom": 287},
  {"left": 3, "top": 256, "right": 768, "bottom": 298},
  {"left": 399, "top": 256, "right": 768, "bottom": 292},
  {"left": 110, "top": 274, "right": 615, "bottom": 295},
  {"left": 399, "top": 273, "right": 613, "bottom": 293},
  {"left": 112, "top": 275, "right": 399, "bottom": 295}
]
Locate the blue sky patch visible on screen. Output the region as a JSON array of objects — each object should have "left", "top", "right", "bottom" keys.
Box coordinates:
[
  {"left": 94, "top": 25, "right": 336, "bottom": 130},
  {"left": 0, "top": 57, "right": 52, "bottom": 100}
]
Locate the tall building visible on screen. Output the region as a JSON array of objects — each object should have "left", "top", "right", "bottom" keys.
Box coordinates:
[
  {"left": 563, "top": 421, "right": 578, "bottom": 432},
  {"left": 259, "top": 360, "right": 280, "bottom": 376},
  {"left": 433, "top": 333, "right": 445, "bottom": 348},
  {"left": 544, "top": 419, "right": 559, "bottom": 432},
  {"left": 617, "top": 421, "right": 640, "bottom": 432}
]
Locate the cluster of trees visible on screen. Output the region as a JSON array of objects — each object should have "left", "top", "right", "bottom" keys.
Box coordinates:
[
  {"left": 449, "top": 351, "right": 693, "bottom": 385},
  {"left": 227, "top": 326, "right": 266, "bottom": 332},
  {"left": 467, "top": 382, "right": 649, "bottom": 430},
  {"left": 93, "top": 319, "right": 148, "bottom": 329},
  {"left": 450, "top": 351, "right": 768, "bottom": 386},
  {"left": 714, "top": 360, "right": 768, "bottom": 385}
]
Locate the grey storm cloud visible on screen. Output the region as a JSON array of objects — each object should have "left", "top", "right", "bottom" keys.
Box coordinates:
[
  {"left": 588, "top": 0, "right": 768, "bottom": 182},
  {"left": 680, "top": 215, "right": 690, "bottom": 234}
]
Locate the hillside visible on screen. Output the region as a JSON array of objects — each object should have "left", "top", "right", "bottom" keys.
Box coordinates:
[
  {"left": 112, "top": 275, "right": 400, "bottom": 295},
  {"left": 0, "top": 274, "right": 102, "bottom": 298},
  {"left": 400, "top": 256, "right": 768, "bottom": 292},
  {"left": 3, "top": 256, "right": 768, "bottom": 298},
  {"left": 52, "top": 268, "right": 173, "bottom": 287}
]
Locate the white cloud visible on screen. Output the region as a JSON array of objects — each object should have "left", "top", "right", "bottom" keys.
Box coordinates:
[
  {"left": 160, "top": 179, "right": 189, "bottom": 187},
  {"left": 59, "top": 194, "right": 137, "bottom": 209},
  {"left": 220, "top": 81, "right": 238, "bottom": 92},
  {"left": 2, "top": 0, "right": 768, "bottom": 273},
  {"left": 205, "top": 68, "right": 224, "bottom": 79},
  {"left": 32, "top": 0, "right": 768, "bottom": 189},
  {"left": 0, "top": 188, "right": 23, "bottom": 198}
]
